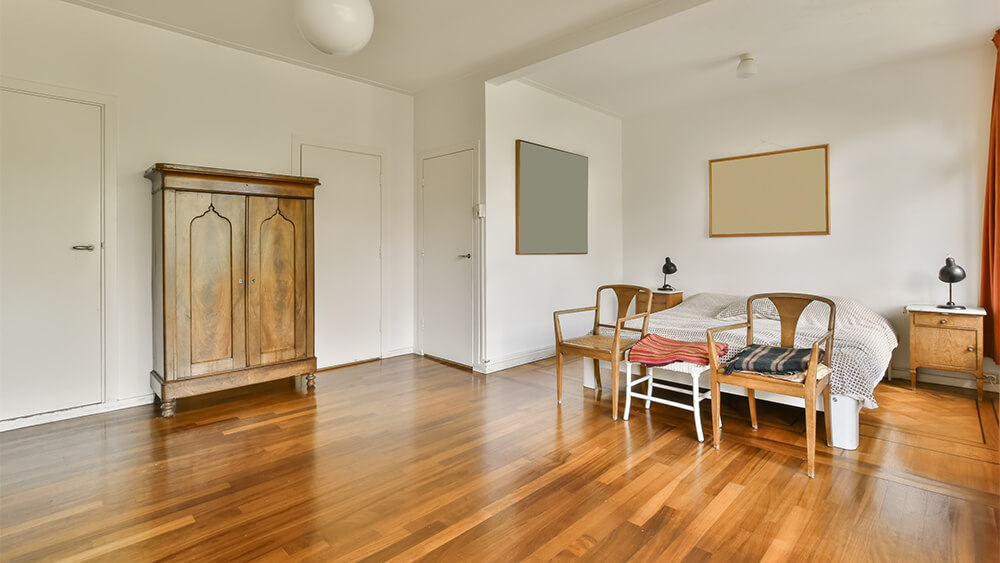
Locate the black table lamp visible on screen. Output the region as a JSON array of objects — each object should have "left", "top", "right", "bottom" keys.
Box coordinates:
[
  {"left": 937, "top": 255, "right": 966, "bottom": 310},
  {"left": 659, "top": 257, "right": 677, "bottom": 291}
]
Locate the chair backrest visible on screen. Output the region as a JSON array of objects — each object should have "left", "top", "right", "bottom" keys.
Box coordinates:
[
  {"left": 593, "top": 285, "right": 652, "bottom": 334},
  {"left": 746, "top": 293, "right": 835, "bottom": 347}
]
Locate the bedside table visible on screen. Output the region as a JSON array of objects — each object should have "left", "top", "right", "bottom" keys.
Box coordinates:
[
  {"left": 637, "top": 290, "right": 683, "bottom": 313},
  {"left": 906, "top": 304, "right": 986, "bottom": 400}
]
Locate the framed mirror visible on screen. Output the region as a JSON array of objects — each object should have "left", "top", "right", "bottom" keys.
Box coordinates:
[
  {"left": 516, "top": 140, "right": 588, "bottom": 254},
  {"left": 709, "top": 144, "right": 829, "bottom": 237}
]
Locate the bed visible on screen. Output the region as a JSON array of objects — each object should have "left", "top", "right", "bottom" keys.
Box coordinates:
[{"left": 587, "top": 292, "right": 898, "bottom": 449}]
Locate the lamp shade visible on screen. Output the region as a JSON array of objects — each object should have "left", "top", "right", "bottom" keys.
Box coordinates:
[
  {"left": 938, "top": 256, "right": 966, "bottom": 283},
  {"left": 294, "top": 0, "right": 374, "bottom": 57},
  {"left": 662, "top": 257, "right": 677, "bottom": 275}
]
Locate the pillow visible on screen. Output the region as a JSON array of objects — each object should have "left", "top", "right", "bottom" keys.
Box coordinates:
[
  {"left": 715, "top": 298, "right": 780, "bottom": 321},
  {"left": 724, "top": 344, "right": 824, "bottom": 375}
]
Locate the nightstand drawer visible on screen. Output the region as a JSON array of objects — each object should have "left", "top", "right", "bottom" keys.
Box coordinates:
[
  {"left": 911, "top": 326, "right": 979, "bottom": 371},
  {"left": 912, "top": 311, "right": 981, "bottom": 329},
  {"left": 636, "top": 292, "right": 683, "bottom": 313}
]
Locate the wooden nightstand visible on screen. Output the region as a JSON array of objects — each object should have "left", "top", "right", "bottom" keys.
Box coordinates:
[
  {"left": 906, "top": 304, "right": 986, "bottom": 400},
  {"left": 636, "top": 290, "right": 683, "bottom": 313}
]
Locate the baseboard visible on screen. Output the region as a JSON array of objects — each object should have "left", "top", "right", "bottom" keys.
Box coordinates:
[
  {"left": 888, "top": 366, "right": 999, "bottom": 393},
  {"left": 382, "top": 347, "right": 416, "bottom": 359},
  {"left": 482, "top": 346, "right": 555, "bottom": 374},
  {"left": 0, "top": 394, "right": 156, "bottom": 432}
]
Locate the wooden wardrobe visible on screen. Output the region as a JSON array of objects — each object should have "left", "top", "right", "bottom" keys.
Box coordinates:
[{"left": 147, "top": 164, "right": 319, "bottom": 417}]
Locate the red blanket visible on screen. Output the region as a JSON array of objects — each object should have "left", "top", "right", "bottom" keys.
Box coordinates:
[{"left": 628, "top": 334, "right": 728, "bottom": 367}]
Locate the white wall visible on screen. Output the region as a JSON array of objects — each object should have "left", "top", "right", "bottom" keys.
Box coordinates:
[
  {"left": 413, "top": 75, "right": 487, "bottom": 369},
  {"left": 484, "top": 81, "right": 624, "bottom": 370},
  {"left": 414, "top": 76, "right": 486, "bottom": 156},
  {"left": 623, "top": 43, "right": 996, "bottom": 382},
  {"left": 1, "top": 0, "right": 414, "bottom": 403}
]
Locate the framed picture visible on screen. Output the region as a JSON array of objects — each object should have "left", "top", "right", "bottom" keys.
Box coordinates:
[
  {"left": 709, "top": 144, "right": 829, "bottom": 237},
  {"left": 516, "top": 140, "right": 588, "bottom": 254}
]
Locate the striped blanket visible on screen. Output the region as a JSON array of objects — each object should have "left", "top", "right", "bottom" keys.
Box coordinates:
[
  {"left": 627, "top": 334, "right": 728, "bottom": 367},
  {"left": 723, "top": 343, "right": 823, "bottom": 375}
]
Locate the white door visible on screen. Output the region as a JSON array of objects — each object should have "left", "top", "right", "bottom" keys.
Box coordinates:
[
  {"left": 421, "top": 149, "right": 475, "bottom": 366},
  {"left": 1, "top": 89, "right": 104, "bottom": 419},
  {"left": 300, "top": 144, "right": 382, "bottom": 367}
]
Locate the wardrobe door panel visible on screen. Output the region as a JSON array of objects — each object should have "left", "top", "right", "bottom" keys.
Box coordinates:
[
  {"left": 248, "top": 197, "right": 307, "bottom": 365},
  {"left": 174, "top": 192, "right": 246, "bottom": 379}
]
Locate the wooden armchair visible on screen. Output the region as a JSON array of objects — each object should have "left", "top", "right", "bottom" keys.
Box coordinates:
[
  {"left": 554, "top": 285, "right": 652, "bottom": 420},
  {"left": 706, "top": 293, "right": 835, "bottom": 478}
]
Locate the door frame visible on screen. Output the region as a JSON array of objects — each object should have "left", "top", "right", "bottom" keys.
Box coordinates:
[
  {"left": 416, "top": 141, "right": 486, "bottom": 372},
  {"left": 0, "top": 76, "right": 119, "bottom": 427},
  {"left": 291, "top": 136, "right": 387, "bottom": 363}
]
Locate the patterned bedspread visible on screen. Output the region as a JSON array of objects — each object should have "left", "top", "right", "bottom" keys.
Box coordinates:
[{"left": 612, "top": 292, "right": 898, "bottom": 408}]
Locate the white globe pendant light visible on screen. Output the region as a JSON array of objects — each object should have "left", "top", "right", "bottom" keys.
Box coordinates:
[{"left": 293, "top": 0, "right": 374, "bottom": 57}]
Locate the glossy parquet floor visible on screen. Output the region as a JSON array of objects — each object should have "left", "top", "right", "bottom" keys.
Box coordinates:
[{"left": 1, "top": 355, "right": 997, "bottom": 562}]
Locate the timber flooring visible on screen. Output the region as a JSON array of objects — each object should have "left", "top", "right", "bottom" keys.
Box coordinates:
[{"left": 0, "top": 355, "right": 997, "bottom": 562}]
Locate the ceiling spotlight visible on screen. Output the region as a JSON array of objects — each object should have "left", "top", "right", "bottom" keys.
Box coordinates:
[
  {"left": 293, "top": 0, "right": 375, "bottom": 57},
  {"left": 736, "top": 53, "right": 757, "bottom": 78}
]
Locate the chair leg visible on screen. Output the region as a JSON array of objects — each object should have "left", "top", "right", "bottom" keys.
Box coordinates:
[
  {"left": 624, "top": 361, "right": 633, "bottom": 420},
  {"left": 806, "top": 393, "right": 817, "bottom": 478},
  {"left": 692, "top": 373, "right": 704, "bottom": 443},
  {"left": 556, "top": 350, "right": 564, "bottom": 405},
  {"left": 641, "top": 366, "right": 651, "bottom": 408},
  {"left": 748, "top": 389, "right": 758, "bottom": 430},
  {"left": 823, "top": 386, "right": 833, "bottom": 447},
  {"left": 611, "top": 357, "right": 620, "bottom": 420},
  {"left": 593, "top": 359, "right": 602, "bottom": 389},
  {"left": 711, "top": 372, "right": 721, "bottom": 450}
]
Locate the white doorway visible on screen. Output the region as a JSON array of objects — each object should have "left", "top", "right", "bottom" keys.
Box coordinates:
[
  {"left": 1, "top": 83, "right": 111, "bottom": 421},
  {"left": 420, "top": 148, "right": 477, "bottom": 367},
  {"left": 297, "top": 142, "right": 383, "bottom": 367}
]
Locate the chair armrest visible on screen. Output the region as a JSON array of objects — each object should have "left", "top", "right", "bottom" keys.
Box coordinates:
[
  {"left": 616, "top": 311, "right": 650, "bottom": 337},
  {"left": 706, "top": 321, "right": 750, "bottom": 335},
  {"left": 553, "top": 306, "right": 598, "bottom": 344},
  {"left": 554, "top": 305, "right": 598, "bottom": 317},
  {"left": 613, "top": 312, "right": 650, "bottom": 352},
  {"left": 616, "top": 312, "right": 649, "bottom": 329},
  {"left": 806, "top": 328, "right": 835, "bottom": 367},
  {"left": 705, "top": 322, "right": 749, "bottom": 372}
]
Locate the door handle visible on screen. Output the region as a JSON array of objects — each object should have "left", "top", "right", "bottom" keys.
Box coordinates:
[
  {"left": 457, "top": 253, "right": 471, "bottom": 259},
  {"left": 71, "top": 245, "right": 95, "bottom": 251}
]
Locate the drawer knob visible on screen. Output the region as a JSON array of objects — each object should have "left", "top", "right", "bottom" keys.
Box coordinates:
[
  {"left": 939, "top": 319, "right": 947, "bottom": 324},
  {"left": 967, "top": 346, "right": 975, "bottom": 352}
]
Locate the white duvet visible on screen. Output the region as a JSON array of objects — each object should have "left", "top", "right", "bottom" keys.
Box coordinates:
[{"left": 617, "top": 293, "right": 898, "bottom": 409}]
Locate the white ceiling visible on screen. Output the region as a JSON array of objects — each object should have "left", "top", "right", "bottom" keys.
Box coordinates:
[
  {"left": 61, "top": 0, "right": 707, "bottom": 93},
  {"left": 516, "top": 0, "right": 1000, "bottom": 116},
  {"left": 63, "top": 0, "right": 998, "bottom": 115}
]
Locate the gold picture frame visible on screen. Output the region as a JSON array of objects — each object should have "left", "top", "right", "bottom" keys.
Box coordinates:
[{"left": 709, "top": 144, "right": 830, "bottom": 237}]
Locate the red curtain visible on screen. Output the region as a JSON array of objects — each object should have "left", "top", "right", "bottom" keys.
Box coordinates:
[{"left": 982, "top": 30, "right": 1000, "bottom": 360}]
